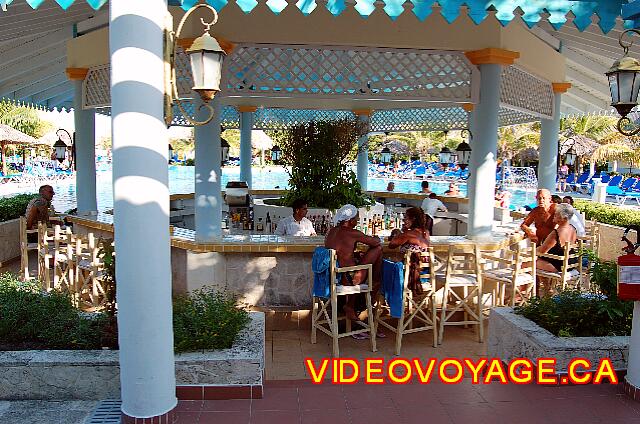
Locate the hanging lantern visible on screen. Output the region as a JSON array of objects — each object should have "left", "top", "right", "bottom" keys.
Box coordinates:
[
  {"left": 271, "top": 145, "right": 282, "bottom": 164},
  {"left": 565, "top": 145, "right": 577, "bottom": 166},
  {"left": 380, "top": 147, "right": 392, "bottom": 164},
  {"left": 455, "top": 129, "right": 473, "bottom": 170},
  {"left": 221, "top": 137, "right": 230, "bottom": 164},
  {"left": 186, "top": 32, "right": 226, "bottom": 102},
  {"left": 606, "top": 29, "right": 640, "bottom": 136},
  {"left": 53, "top": 138, "right": 67, "bottom": 163},
  {"left": 439, "top": 146, "right": 452, "bottom": 166}
]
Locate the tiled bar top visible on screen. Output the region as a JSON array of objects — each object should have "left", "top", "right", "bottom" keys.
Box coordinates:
[{"left": 68, "top": 214, "right": 522, "bottom": 253}]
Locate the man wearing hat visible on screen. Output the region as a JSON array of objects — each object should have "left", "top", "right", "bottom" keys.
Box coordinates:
[{"left": 325, "top": 204, "right": 383, "bottom": 323}]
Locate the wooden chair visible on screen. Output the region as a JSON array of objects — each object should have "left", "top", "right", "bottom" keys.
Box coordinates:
[
  {"left": 436, "top": 244, "right": 484, "bottom": 344},
  {"left": 37, "top": 222, "right": 54, "bottom": 290},
  {"left": 19, "top": 216, "right": 38, "bottom": 281},
  {"left": 74, "top": 233, "right": 107, "bottom": 310},
  {"left": 52, "top": 225, "right": 74, "bottom": 292},
  {"left": 375, "top": 248, "right": 437, "bottom": 355},
  {"left": 311, "top": 248, "right": 377, "bottom": 357},
  {"left": 537, "top": 239, "right": 584, "bottom": 292},
  {"left": 482, "top": 240, "right": 536, "bottom": 306}
]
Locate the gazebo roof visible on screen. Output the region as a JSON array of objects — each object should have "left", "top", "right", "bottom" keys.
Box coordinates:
[
  {"left": 560, "top": 134, "right": 600, "bottom": 156},
  {"left": 0, "top": 0, "right": 632, "bottom": 117},
  {"left": 0, "top": 124, "right": 44, "bottom": 146}
]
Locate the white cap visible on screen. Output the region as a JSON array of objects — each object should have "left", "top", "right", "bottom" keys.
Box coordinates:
[{"left": 333, "top": 204, "right": 358, "bottom": 226}]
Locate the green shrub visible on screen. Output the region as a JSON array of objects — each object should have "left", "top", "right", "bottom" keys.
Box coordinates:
[
  {"left": 574, "top": 199, "right": 640, "bottom": 228},
  {"left": 0, "top": 193, "right": 38, "bottom": 222},
  {"left": 515, "top": 257, "right": 632, "bottom": 337},
  {"left": 0, "top": 273, "right": 111, "bottom": 349},
  {"left": 173, "top": 287, "right": 250, "bottom": 353}
]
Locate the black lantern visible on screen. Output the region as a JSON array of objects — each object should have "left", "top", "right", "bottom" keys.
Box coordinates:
[
  {"left": 271, "top": 145, "right": 282, "bottom": 164},
  {"left": 564, "top": 141, "right": 577, "bottom": 166},
  {"left": 380, "top": 147, "right": 392, "bottom": 164},
  {"left": 53, "top": 129, "right": 72, "bottom": 164},
  {"left": 455, "top": 129, "right": 473, "bottom": 170},
  {"left": 221, "top": 137, "right": 230, "bottom": 164},
  {"left": 607, "top": 29, "right": 640, "bottom": 136},
  {"left": 168, "top": 144, "right": 174, "bottom": 162},
  {"left": 439, "top": 146, "right": 452, "bottom": 166}
]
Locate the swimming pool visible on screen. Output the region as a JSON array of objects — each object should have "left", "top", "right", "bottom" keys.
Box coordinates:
[{"left": 3, "top": 166, "right": 536, "bottom": 212}]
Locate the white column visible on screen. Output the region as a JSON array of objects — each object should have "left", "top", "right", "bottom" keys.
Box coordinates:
[
  {"left": 355, "top": 111, "right": 370, "bottom": 191},
  {"left": 465, "top": 108, "right": 476, "bottom": 214},
  {"left": 468, "top": 64, "right": 501, "bottom": 239},
  {"left": 239, "top": 108, "right": 254, "bottom": 188},
  {"left": 538, "top": 92, "right": 562, "bottom": 191},
  {"left": 195, "top": 97, "right": 222, "bottom": 241},
  {"left": 627, "top": 302, "right": 640, "bottom": 388},
  {"left": 110, "top": 0, "right": 176, "bottom": 420},
  {"left": 73, "top": 79, "right": 97, "bottom": 213}
]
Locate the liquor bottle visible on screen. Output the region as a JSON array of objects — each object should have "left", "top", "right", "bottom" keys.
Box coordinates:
[
  {"left": 363, "top": 217, "right": 369, "bottom": 235},
  {"left": 320, "top": 215, "right": 326, "bottom": 235},
  {"left": 266, "top": 213, "right": 272, "bottom": 234},
  {"left": 384, "top": 212, "right": 390, "bottom": 230},
  {"left": 256, "top": 218, "right": 264, "bottom": 232}
]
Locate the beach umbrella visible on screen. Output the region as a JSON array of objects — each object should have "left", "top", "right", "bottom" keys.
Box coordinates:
[
  {"left": 0, "top": 124, "right": 44, "bottom": 175},
  {"left": 252, "top": 130, "right": 273, "bottom": 165}
]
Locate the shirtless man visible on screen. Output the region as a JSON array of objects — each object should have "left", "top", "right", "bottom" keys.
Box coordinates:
[
  {"left": 520, "top": 189, "right": 556, "bottom": 244},
  {"left": 325, "top": 204, "right": 382, "bottom": 321}
]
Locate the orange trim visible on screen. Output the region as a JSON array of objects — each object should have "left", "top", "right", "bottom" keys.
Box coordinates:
[
  {"left": 552, "top": 82, "right": 572, "bottom": 94},
  {"left": 177, "top": 36, "right": 235, "bottom": 55},
  {"left": 464, "top": 48, "right": 520, "bottom": 66},
  {"left": 461, "top": 103, "right": 474, "bottom": 112},
  {"left": 352, "top": 109, "right": 372, "bottom": 116},
  {"left": 237, "top": 105, "right": 257, "bottom": 113},
  {"left": 65, "top": 68, "right": 89, "bottom": 80}
]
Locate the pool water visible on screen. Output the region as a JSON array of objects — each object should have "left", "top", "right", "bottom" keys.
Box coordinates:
[{"left": 5, "top": 166, "right": 536, "bottom": 212}]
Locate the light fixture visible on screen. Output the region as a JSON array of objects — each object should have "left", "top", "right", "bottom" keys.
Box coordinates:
[
  {"left": 439, "top": 146, "right": 452, "bottom": 166},
  {"left": 271, "top": 145, "right": 282, "bottom": 164},
  {"left": 168, "top": 144, "right": 174, "bottom": 163},
  {"left": 164, "top": 4, "right": 226, "bottom": 127},
  {"left": 53, "top": 128, "right": 72, "bottom": 164},
  {"left": 607, "top": 29, "right": 640, "bottom": 136},
  {"left": 221, "top": 137, "right": 230, "bottom": 164},
  {"left": 563, "top": 138, "right": 578, "bottom": 166},
  {"left": 380, "top": 147, "right": 392, "bottom": 164},
  {"left": 455, "top": 129, "right": 473, "bottom": 170}
]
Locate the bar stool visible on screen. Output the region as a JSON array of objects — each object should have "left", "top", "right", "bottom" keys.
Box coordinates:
[
  {"left": 482, "top": 240, "right": 536, "bottom": 306},
  {"left": 311, "top": 248, "right": 377, "bottom": 357},
  {"left": 19, "top": 216, "right": 38, "bottom": 281}
]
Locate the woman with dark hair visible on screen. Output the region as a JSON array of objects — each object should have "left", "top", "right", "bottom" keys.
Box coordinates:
[{"left": 388, "top": 207, "right": 431, "bottom": 294}]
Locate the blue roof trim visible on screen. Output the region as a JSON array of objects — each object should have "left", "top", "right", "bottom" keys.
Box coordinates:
[{"left": 15, "top": 0, "right": 628, "bottom": 34}]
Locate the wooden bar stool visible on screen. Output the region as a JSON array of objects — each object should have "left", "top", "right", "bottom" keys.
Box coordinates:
[
  {"left": 311, "top": 248, "right": 377, "bottom": 357},
  {"left": 483, "top": 240, "right": 536, "bottom": 306},
  {"left": 375, "top": 248, "right": 438, "bottom": 355},
  {"left": 19, "top": 216, "right": 38, "bottom": 281}
]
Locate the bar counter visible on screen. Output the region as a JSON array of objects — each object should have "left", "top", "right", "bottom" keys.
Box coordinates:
[{"left": 67, "top": 213, "right": 523, "bottom": 308}]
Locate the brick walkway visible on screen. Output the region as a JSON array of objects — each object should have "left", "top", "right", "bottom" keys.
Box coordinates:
[{"left": 174, "top": 379, "right": 639, "bottom": 424}]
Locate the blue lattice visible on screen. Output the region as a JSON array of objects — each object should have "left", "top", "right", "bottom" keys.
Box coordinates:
[
  {"left": 296, "top": 0, "right": 317, "bottom": 15},
  {"left": 439, "top": 0, "right": 464, "bottom": 24},
  {"left": 354, "top": 0, "right": 376, "bottom": 17},
  {"left": 254, "top": 109, "right": 355, "bottom": 130},
  {"left": 237, "top": 0, "right": 258, "bottom": 12},
  {"left": 266, "top": 0, "right": 288, "bottom": 13},
  {"left": 383, "top": 0, "right": 405, "bottom": 21},
  {"left": 410, "top": 0, "right": 435, "bottom": 21},
  {"left": 326, "top": 0, "right": 346, "bottom": 15}
]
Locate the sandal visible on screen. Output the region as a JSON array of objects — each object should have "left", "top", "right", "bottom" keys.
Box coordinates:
[{"left": 352, "top": 332, "right": 370, "bottom": 340}]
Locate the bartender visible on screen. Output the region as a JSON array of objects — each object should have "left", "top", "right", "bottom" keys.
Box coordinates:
[{"left": 274, "top": 198, "right": 317, "bottom": 236}]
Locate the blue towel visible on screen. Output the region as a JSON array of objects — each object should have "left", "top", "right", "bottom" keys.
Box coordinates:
[
  {"left": 312, "top": 247, "right": 331, "bottom": 298},
  {"left": 382, "top": 259, "right": 404, "bottom": 318}
]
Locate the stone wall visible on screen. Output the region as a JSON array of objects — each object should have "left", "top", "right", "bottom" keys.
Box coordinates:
[
  {"left": 0, "top": 312, "right": 264, "bottom": 400},
  {"left": 0, "top": 218, "right": 20, "bottom": 266},
  {"left": 488, "top": 307, "right": 628, "bottom": 371},
  {"left": 597, "top": 223, "right": 636, "bottom": 262}
]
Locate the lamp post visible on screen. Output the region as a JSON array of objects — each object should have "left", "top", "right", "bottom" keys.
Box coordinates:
[
  {"left": 54, "top": 128, "right": 73, "bottom": 166},
  {"left": 164, "top": 4, "right": 226, "bottom": 127},
  {"left": 455, "top": 129, "right": 473, "bottom": 170},
  {"left": 607, "top": 29, "right": 640, "bottom": 136}
]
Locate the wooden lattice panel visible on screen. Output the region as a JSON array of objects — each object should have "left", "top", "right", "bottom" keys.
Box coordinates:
[
  {"left": 500, "top": 66, "right": 553, "bottom": 119},
  {"left": 498, "top": 107, "right": 539, "bottom": 127},
  {"left": 371, "top": 107, "right": 469, "bottom": 132},
  {"left": 223, "top": 44, "right": 478, "bottom": 103},
  {"left": 253, "top": 108, "right": 355, "bottom": 130},
  {"left": 83, "top": 64, "right": 110, "bottom": 109}
]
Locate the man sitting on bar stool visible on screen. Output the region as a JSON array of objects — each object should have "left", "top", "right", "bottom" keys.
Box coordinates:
[
  {"left": 25, "top": 184, "right": 55, "bottom": 243},
  {"left": 274, "top": 198, "right": 316, "bottom": 237},
  {"left": 325, "top": 204, "right": 383, "bottom": 325}
]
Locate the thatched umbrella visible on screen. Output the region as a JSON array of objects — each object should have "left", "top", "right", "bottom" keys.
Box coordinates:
[
  {"left": 252, "top": 130, "right": 273, "bottom": 165},
  {"left": 559, "top": 135, "right": 599, "bottom": 157},
  {"left": 383, "top": 139, "right": 411, "bottom": 156},
  {"left": 0, "top": 124, "right": 45, "bottom": 175},
  {"left": 515, "top": 147, "right": 539, "bottom": 163}
]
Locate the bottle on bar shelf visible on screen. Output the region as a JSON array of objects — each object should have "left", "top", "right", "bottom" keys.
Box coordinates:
[
  {"left": 256, "top": 218, "right": 264, "bottom": 232},
  {"left": 266, "top": 212, "right": 272, "bottom": 234}
]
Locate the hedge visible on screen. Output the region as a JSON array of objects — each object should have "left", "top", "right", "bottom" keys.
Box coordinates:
[
  {"left": 0, "top": 193, "right": 38, "bottom": 223},
  {"left": 574, "top": 199, "right": 640, "bottom": 228}
]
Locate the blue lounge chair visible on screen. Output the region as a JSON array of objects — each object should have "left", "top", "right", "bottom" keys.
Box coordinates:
[
  {"left": 607, "top": 175, "right": 623, "bottom": 188},
  {"left": 613, "top": 178, "right": 640, "bottom": 205},
  {"left": 568, "top": 171, "right": 589, "bottom": 191}
]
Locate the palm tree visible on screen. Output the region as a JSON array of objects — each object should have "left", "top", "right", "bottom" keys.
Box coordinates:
[{"left": 0, "top": 100, "right": 50, "bottom": 138}]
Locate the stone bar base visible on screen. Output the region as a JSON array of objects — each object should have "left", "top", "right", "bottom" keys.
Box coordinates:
[
  {"left": 624, "top": 377, "right": 640, "bottom": 401},
  {"left": 176, "top": 384, "right": 263, "bottom": 400},
  {"left": 121, "top": 410, "right": 175, "bottom": 424}
]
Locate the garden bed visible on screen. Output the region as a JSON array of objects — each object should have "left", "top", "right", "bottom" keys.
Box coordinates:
[
  {"left": 487, "top": 307, "right": 628, "bottom": 372},
  {"left": 0, "top": 312, "right": 264, "bottom": 400}
]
